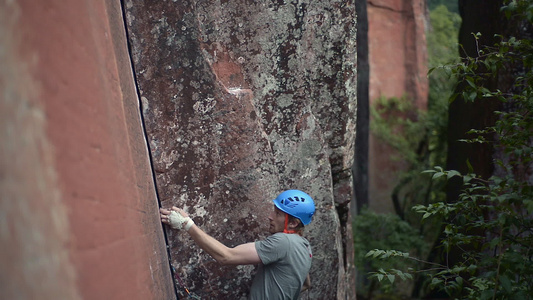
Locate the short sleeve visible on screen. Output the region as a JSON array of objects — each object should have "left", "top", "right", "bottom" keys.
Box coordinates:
[{"left": 255, "top": 233, "right": 290, "bottom": 265}]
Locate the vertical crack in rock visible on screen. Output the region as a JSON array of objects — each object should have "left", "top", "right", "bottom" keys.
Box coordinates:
[{"left": 118, "top": 0, "right": 180, "bottom": 298}]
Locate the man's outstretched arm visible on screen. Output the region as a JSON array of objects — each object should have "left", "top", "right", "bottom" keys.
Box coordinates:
[{"left": 160, "top": 207, "right": 261, "bottom": 266}]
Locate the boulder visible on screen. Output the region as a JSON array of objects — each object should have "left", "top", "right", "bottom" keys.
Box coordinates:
[{"left": 124, "top": 0, "right": 357, "bottom": 298}]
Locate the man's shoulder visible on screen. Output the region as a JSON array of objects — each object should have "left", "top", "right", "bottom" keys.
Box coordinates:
[
  {"left": 265, "top": 233, "right": 310, "bottom": 248},
  {"left": 258, "top": 233, "right": 300, "bottom": 249},
  {"left": 263, "top": 232, "right": 290, "bottom": 244}
]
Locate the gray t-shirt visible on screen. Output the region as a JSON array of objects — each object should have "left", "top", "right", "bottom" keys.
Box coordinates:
[{"left": 249, "top": 233, "right": 312, "bottom": 300}]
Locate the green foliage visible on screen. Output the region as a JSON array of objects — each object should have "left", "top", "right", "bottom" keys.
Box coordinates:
[
  {"left": 427, "top": 5, "right": 460, "bottom": 127},
  {"left": 414, "top": 168, "right": 533, "bottom": 299},
  {"left": 367, "top": 1, "right": 533, "bottom": 299},
  {"left": 427, "top": 5, "right": 461, "bottom": 69},
  {"left": 369, "top": 3, "right": 459, "bottom": 222},
  {"left": 501, "top": 0, "right": 533, "bottom": 23},
  {"left": 370, "top": 96, "right": 427, "bottom": 166},
  {"left": 360, "top": 5, "right": 460, "bottom": 297},
  {"left": 353, "top": 210, "right": 427, "bottom": 298},
  {"left": 369, "top": 168, "right": 533, "bottom": 299},
  {"left": 369, "top": 95, "right": 448, "bottom": 239},
  {"left": 370, "top": 94, "right": 448, "bottom": 199},
  {"left": 426, "top": 0, "right": 459, "bottom": 14}
]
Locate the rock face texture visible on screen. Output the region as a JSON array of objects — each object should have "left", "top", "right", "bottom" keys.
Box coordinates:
[
  {"left": 124, "top": 1, "right": 357, "bottom": 299},
  {"left": 367, "top": 0, "right": 428, "bottom": 212},
  {"left": 1, "top": 1, "right": 174, "bottom": 299}
]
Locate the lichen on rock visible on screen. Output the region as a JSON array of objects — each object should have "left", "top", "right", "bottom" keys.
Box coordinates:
[{"left": 124, "top": 0, "right": 356, "bottom": 298}]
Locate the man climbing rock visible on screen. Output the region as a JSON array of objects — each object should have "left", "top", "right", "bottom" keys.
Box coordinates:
[{"left": 160, "top": 189, "right": 315, "bottom": 299}]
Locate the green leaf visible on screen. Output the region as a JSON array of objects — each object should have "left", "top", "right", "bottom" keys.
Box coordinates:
[
  {"left": 433, "top": 172, "right": 445, "bottom": 179},
  {"left": 397, "top": 272, "right": 406, "bottom": 280},
  {"left": 444, "top": 224, "right": 454, "bottom": 235},
  {"left": 500, "top": 275, "right": 512, "bottom": 293},
  {"left": 489, "top": 237, "right": 500, "bottom": 248},
  {"left": 456, "top": 276, "right": 463, "bottom": 286},
  {"left": 447, "top": 170, "right": 461, "bottom": 179},
  {"left": 412, "top": 205, "right": 427, "bottom": 212},
  {"left": 466, "top": 76, "right": 476, "bottom": 88},
  {"left": 430, "top": 277, "right": 443, "bottom": 287},
  {"left": 481, "top": 290, "right": 493, "bottom": 300},
  {"left": 466, "top": 159, "right": 474, "bottom": 173},
  {"left": 467, "top": 264, "right": 477, "bottom": 273},
  {"left": 467, "top": 91, "right": 477, "bottom": 102},
  {"left": 451, "top": 266, "right": 466, "bottom": 273},
  {"left": 525, "top": 199, "right": 533, "bottom": 214},
  {"left": 473, "top": 278, "right": 489, "bottom": 290},
  {"left": 480, "top": 88, "right": 493, "bottom": 97},
  {"left": 449, "top": 92, "right": 459, "bottom": 103},
  {"left": 387, "top": 274, "right": 395, "bottom": 284}
]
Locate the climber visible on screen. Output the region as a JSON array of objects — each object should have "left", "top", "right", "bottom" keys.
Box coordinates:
[{"left": 160, "top": 189, "right": 315, "bottom": 299}]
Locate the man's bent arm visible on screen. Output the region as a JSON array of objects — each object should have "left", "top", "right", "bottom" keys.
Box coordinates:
[
  {"left": 160, "top": 207, "right": 261, "bottom": 265},
  {"left": 186, "top": 224, "right": 261, "bottom": 265}
]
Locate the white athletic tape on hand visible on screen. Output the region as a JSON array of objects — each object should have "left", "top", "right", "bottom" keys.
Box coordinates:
[
  {"left": 168, "top": 211, "right": 194, "bottom": 231},
  {"left": 185, "top": 218, "right": 194, "bottom": 231}
]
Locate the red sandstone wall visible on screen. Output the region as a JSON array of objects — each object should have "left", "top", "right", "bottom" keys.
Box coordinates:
[
  {"left": 0, "top": 1, "right": 174, "bottom": 299},
  {"left": 367, "top": 0, "right": 428, "bottom": 212}
]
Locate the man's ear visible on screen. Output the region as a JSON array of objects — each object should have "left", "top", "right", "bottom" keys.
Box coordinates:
[{"left": 287, "top": 218, "right": 301, "bottom": 229}]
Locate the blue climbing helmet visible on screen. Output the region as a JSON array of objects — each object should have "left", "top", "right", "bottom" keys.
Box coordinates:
[{"left": 273, "top": 190, "right": 315, "bottom": 226}]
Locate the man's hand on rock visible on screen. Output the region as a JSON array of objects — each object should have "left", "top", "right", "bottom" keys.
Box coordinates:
[{"left": 160, "top": 206, "right": 194, "bottom": 231}]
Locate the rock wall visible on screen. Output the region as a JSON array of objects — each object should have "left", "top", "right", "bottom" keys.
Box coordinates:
[
  {"left": 0, "top": 1, "right": 174, "bottom": 299},
  {"left": 124, "top": 0, "right": 357, "bottom": 299},
  {"left": 367, "top": 0, "right": 428, "bottom": 212}
]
